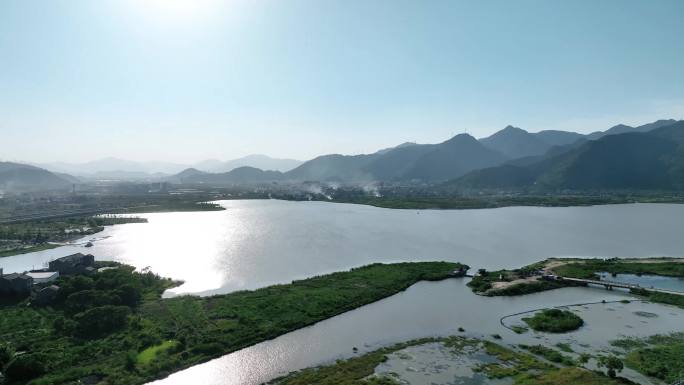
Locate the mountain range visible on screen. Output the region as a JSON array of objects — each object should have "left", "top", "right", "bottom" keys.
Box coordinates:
[
  {"left": 0, "top": 162, "right": 72, "bottom": 192},
  {"left": 192, "top": 120, "right": 678, "bottom": 188},
  {"left": 449, "top": 120, "right": 684, "bottom": 191},
  {"left": 4, "top": 118, "right": 684, "bottom": 192}
]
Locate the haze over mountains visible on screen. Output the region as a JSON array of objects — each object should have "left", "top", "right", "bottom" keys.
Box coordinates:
[
  {"left": 2, "top": 119, "right": 683, "bottom": 192},
  {"left": 173, "top": 118, "right": 684, "bottom": 188},
  {"left": 36, "top": 155, "right": 303, "bottom": 179}
]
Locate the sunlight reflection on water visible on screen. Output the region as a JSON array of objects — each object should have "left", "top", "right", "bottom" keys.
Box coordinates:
[{"left": 3, "top": 201, "right": 684, "bottom": 297}]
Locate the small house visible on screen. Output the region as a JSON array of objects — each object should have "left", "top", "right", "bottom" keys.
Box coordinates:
[
  {"left": 48, "top": 253, "right": 95, "bottom": 275},
  {"left": 0, "top": 270, "right": 34, "bottom": 296}
]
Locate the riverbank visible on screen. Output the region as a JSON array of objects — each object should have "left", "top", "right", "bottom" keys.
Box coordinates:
[
  {"left": 0, "top": 261, "right": 463, "bottom": 384},
  {"left": 309, "top": 194, "right": 684, "bottom": 210},
  {"left": 0, "top": 215, "right": 148, "bottom": 258},
  {"left": 0, "top": 243, "right": 59, "bottom": 258}
]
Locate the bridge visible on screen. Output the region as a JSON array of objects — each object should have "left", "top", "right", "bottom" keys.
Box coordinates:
[{"left": 560, "top": 277, "right": 684, "bottom": 296}]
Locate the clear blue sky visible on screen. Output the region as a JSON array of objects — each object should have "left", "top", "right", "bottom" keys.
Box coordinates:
[{"left": 1, "top": 0, "right": 683, "bottom": 163}]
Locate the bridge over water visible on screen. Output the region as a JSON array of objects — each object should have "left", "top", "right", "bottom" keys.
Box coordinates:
[{"left": 560, "top": 277, "right": 684, "bottom": 296}]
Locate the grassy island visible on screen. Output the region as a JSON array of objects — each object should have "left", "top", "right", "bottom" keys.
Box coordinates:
[
  {"left": 523, "top": 309, "right": 584, "bottom": 333},
  {"left": 0, "top": 261, "right": 462, "bottom": 384}
]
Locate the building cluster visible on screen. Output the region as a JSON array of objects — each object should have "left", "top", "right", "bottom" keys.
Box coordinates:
[{"left": 0, "top": 253, "right": 97, "bottom": 305}]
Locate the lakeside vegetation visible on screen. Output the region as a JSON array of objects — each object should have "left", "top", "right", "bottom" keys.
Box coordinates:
[
  {"left": 270, "top": 336, "right": 629, "bottom": 385},
  {"left": 522, "top": 309, "right": 584, "bottom": 333},
  {"left": 0, "top": 243, "right": 59, "bottom": 258},
  {"left": 0, "top": 215, "right": 147, "bottom": 258},
  {"left": 549, "top": 258, "right": 684, "bottom": 279},
  {"left": 116, "top": 200, "right": 224, "bottom": 214},
  {"left": 612, "top": 333, "right": 684, "bottom": 383},
  {"left": 325, "top": 194, "right": 684, "bottom": 210},
  {"left": 0, "top": 261, "right": 461, "bottom": 384}
]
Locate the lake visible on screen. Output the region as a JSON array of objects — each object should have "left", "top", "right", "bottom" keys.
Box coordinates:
[
  {"left": 2, "top": 200, "right": 684, "bottom": 297},
  {"left": 2, "top": 200, "right": 684, "bottom": 384}
]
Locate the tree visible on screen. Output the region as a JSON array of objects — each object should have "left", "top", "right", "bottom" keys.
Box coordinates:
[
  {"left": 598, "top": 355, "right": 624, "bottom": 378},
  {"left": 74, "top": 305, "right": 130, "bottom": 339},
  {"left": 0, "top": 342, "right": 14, "bottom": 368},
  {"left": 5, "top": 354, "right": 47, "bottom": 381}
]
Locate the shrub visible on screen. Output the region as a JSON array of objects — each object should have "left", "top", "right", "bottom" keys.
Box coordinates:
[
  {"left": 5, "top": 353, "right": 47, "bottom": 381},
  {"left": 598, "top": 355, "right": 623, "bottom": 378},
  {"left": 0, "top": 342, "right": 14, "bottom": 367},
  {"left": 73, "top": 305, "right": 130, "bottom": 338},
  {"left": 523, "top": 309, "right": 584, "bottom": 333}
]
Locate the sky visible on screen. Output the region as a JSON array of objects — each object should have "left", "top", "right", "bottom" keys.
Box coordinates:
[{"left": 1, "top": 0, "right": 684, "bottom": 164}]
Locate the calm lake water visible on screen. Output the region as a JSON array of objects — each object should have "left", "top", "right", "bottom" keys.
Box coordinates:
[
  {"left": 597, "top": 272, "right": 684, "bottom": 292},
  {"left": 3, "top": 200, "right": 684, "bottom": 296},
  {"left": 2, "top": 201, "right": 684, "bottom": 384}
]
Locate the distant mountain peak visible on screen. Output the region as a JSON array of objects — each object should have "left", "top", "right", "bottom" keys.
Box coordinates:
[
  {"left": 479, "top": 126, "right": 549, "bottom": 159},
  {"left": 609, "top": 124, "right": 633, "bottom": 130},
  {"left": 443, "top": 133, "right": 478, "bottom": 144},
  {"left": 501, "top": 125, "right": 527, "bottom": 133}
]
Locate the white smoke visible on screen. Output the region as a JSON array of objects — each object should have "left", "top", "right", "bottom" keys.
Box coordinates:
[{"left": 361, "top": 182, "right": 382, "bottom": 197}]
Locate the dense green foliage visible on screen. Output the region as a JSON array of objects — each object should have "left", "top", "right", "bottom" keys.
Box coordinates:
[
  {"left": 512, "top": 367, "right": 629, "bottom": 385},
  {"left": 0, "top": 261, "right": 460, "bottom": 384},
  {"left": 597, "top": 355, "right": 624, "bottom": 378},
  {"left": 523, "top": 309, "right": 584, "bottom": 333},
  {"left": 616, "top": 333, "right": 684, "bottom": 383},
  {"left": 552, "top": 258, "right": 684, "bottom": 279}
]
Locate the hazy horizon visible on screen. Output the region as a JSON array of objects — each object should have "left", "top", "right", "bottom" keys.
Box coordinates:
[
  {"left": 3, "top": 117, "right": 683, "bottom": 166},
  {"left": 2, "top": 0, "right": 684, "bottom": 164}
]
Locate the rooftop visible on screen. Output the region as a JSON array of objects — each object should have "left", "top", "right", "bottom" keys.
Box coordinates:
[
  {"left": 26, "top": 271, "right": 59, "bottom": 279},
  {"left": 1, "top": 273, "right": 32, "bottom": 281}
]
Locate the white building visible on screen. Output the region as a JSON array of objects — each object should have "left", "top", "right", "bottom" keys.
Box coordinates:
[{"left": 26, "top": 271, "right": 60, "bottom": 284}]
